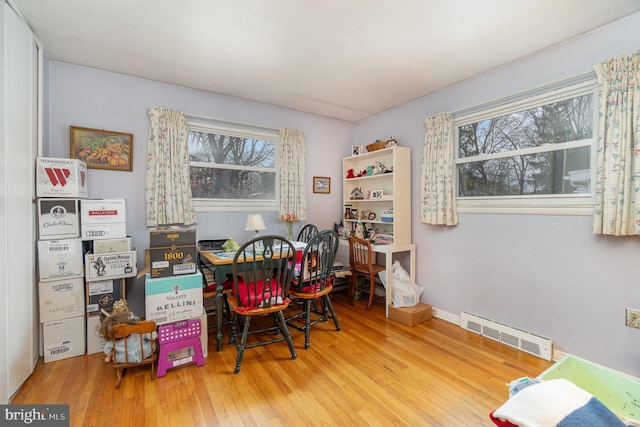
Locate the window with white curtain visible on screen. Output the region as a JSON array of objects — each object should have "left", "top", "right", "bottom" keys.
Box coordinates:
[
  {"left": 187, "top": 119, "right": 279, "bottom": 212},
  {"left": 454, "top": 81, "right": 598, "bottom": 215}
]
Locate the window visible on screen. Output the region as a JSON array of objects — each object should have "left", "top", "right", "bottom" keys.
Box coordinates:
[
  {"left": 187, "top": 120, "right": 279, "bottom": 211},
  {"left": 454, "top": 81, "right": 598, "bottom": 214}
]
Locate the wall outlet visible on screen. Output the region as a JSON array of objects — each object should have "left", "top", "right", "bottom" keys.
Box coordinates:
[{"left": 626, "top": 308, "right": 640, "bottom": 328}]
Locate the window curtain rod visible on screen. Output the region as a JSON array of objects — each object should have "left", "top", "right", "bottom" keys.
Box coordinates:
[
  {"left": 185, "top": 113, "right": 280, "bottom": 133},
  {"left": 451, "top": 70, "right": 596, "bottom": 118}
]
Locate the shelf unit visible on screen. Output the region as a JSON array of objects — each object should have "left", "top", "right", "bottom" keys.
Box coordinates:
[{"left": 342, "top": 146, "right": 411, "bottom": 245}]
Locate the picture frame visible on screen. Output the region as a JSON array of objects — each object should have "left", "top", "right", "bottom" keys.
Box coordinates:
[
  {"left": 70, "top": 126, "right": 133, "bottom": 171},
  {"left": 313, "top": 176, "right": 331, "bottom": 194},
  {"left": 370, "top": 189, "right": 384, "bottom": 200},
  {"left": 351, "top": 145, "right": 362, "bottom": 156}
]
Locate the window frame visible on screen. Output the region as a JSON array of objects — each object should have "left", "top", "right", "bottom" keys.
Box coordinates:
[
  {"left": 453, "top": 80, "right": 599, "bottom": 216},
  {"left": 187, "top": 118, "right": 280, "bottom": 213}
]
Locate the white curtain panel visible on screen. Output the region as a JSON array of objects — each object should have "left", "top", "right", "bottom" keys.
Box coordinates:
[
  {"left": 421, "top": 112, "right": 458, "bottom": 226},
  {"left": 278, "top": 128, "right": 307, "bottom": 223},
  {"left": 145, "top": 107, "right": 197, "bottom": 227},
  {"left": 592, "top": 50, "right": 640, "bottom": 236}
]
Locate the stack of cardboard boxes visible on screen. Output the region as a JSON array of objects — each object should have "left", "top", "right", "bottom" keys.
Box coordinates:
[
  {"left": 144, "top": 227, "right": 207, "bottom": 364},
  {"left": 82, "top": 198, "right": 137, "bottom": 355},
  {"left": 36, "top": 157, "right": 88, "bottom": 363},
  {"left": 36, "top": 157, "right": 139, "bottom": 362}
]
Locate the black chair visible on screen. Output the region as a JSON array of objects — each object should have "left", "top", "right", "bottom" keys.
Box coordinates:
[
  {"left": 227, "top": 235, "right": 297, "bottom": 374},
  {"left": 287, "top": 230, "right": 341, "bottom": 349},
  {"left": 296, "top": 223, "right": 319, "bottom": 243}
]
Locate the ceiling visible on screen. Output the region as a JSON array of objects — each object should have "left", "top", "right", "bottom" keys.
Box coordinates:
[{"left": 11, "top": 0, "right": 640, "bottom": 122}]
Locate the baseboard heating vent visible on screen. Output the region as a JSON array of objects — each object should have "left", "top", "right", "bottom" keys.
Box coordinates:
[{"left": 460, "top": 312, "right": 553, "bottom": 361}]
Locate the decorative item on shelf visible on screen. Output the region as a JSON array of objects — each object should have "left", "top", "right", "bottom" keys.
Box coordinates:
[
  {"left": 370, "top": 189, "right": 383, "bottom": 200},
  {"left": 361, "top": 210, "right": 371, "bottom": 220},
  {"left": 344, "top": 204, "right": 352, "bottom": 220},
  {"left": 366, "top": 137, "right": 398, "bottom": 153},
  {"left": 346, "top": 168, "right": 356, "bottom": 179},
  {"left": 350, "top": 187, "right": 364, "bottom": 199},
  {"left": 350, "top": 208, "right": 358, "bottom": 220},
  {"left": 374, "top": 161, "right": 390, "bottom": 175},
  {"left": 279, "top": 213, "right": 298, "bottom": 240},
  {"left": 368, "top": 212, "right": 377, "bottom": 220}
]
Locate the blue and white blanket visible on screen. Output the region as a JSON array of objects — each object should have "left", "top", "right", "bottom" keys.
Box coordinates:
[{"left": 492, "top": 378, "right": 627, "bottom": 426}]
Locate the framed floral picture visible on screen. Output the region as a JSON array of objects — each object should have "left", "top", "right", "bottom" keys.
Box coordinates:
[
  {"left": 313, "top": 176, "right": 331, "bottom": 194},
  {"left": 70, "top": 126, "right": 133, "bottom": 171}
]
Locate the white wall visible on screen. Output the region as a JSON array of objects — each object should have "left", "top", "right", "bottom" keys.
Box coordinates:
[
  {"left": 47, "top": 62, "right": 354, "bottom": 316},
  {"left": 355, "top": 12, "right": 640, "bottom": 376}
]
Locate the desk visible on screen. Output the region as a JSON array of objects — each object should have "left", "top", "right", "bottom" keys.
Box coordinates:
[
  {"left": 338, "top": 240, "right": 416, "bottom": 317},
  {"left": 199, "top": 247, "right": 298, "bottom": 352}
]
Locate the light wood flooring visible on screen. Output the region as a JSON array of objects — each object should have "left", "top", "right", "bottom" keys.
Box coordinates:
[{"left": 11, "top": 292, "right": 552, "bottom": 426}]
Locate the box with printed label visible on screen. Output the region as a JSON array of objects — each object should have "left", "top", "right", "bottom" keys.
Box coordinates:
[
  {"left": 38, "top": 238, "right": 84, "bottom": 282},
  {"left": 39, "top": 277, "right": 85, "bottom": 322},
  {"left": 93, "top": 237, "right": 132, "bottom": 254},
  {"left": 144, "top": 272, "right": 203, "bottom": 326},
  {"left": 149, "top": 227, "right": 197, "bottom": 278},
  {"left": 150, "top": 227, "right": 196, "bottom": 248},
  {"left": 149, "top": 246, "right": 198, "bottom": 278},
  {"left": 42, "top": 315, "right": 86, "bottom": 363},
  {"left": 37, "top": 198, "right": 80, "bottom": 240},
  {"left": 36, "top": 157, "right": 88, "bottom": 198},
  {"left": 80, "top": 199, "right": 127, "bottom": 240},
  {"left": 85, "top": 249, "right": 137, "bottom": 282},
  {"left": 85, "top": 279, "right": 126, "bottom": 314},
  {"left": 86, "top": 314, "right": 106, "bottom": 355}
]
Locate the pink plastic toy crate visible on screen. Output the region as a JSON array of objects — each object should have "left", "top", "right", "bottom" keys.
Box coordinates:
[{"left": 158, "top": 318, "right": 201, "bottom": 344}]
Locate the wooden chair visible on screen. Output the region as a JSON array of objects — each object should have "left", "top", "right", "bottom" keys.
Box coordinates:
[
  {"left": 348, "top": 235, "right": 385, "bottom": 311},
  {"left": 107, "top": 320, "right": 158, "bottom": 387},
  {"left": 296, "top": 223, "right": 319, "bottom": 243},
  {"left": 287, "top": 230, "right": 341, "bottom": 349},
  {"left": 228, "top": 235, "right": 297, "bottom": 374}
]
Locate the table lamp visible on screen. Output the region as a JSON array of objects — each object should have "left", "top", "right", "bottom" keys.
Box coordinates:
[{"left": 245, "top": 213, "right": 266, "bottom": 238}]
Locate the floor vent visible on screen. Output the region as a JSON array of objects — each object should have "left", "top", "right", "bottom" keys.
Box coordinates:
[{"left": 460, "top": 312, "right": 553, "bottom": 361}]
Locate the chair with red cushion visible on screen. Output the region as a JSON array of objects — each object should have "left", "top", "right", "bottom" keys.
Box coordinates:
[
  {"left": 286, "top": 230, "right": 340, "bottom": 349},
  {"left": 227, "top": 235, "right": 297, "bottom": 374}
]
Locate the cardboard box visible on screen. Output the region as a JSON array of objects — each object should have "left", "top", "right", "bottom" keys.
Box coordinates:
[
  {"left": 37, "top": 199, "right": 80, "bottom": 240},
  {"left": 149, "top": 227, "right": 197, "bottom": 278},
  {"left": 85, "top": 279, "right": 126, "bottom": 315},
  {"left": 39, "top": 277, "right": 85, "bottom": 322},
  {"left": 37, "top": 238, "right": 84, "bottom": 282},
  {"left": 80, "top": 199, "right": 127, "bottom": 240},
  {"left": 388, "top": 302, "right": 432, "bottom": 327},
  {"left": 93, "top": 237, "right": 132, "bottom": 254},
  {"left": 85, "top": 249, "right": 137, "bottom": 282},
  {"left": 149, "top": 246, "right": 197, "bottom": 278},
  {"left": 86, "top": 314, "right": 106, "bottom": 355},
  {"left": 150, "top": 227, "right": 196, "bottom": 248},
  {"left": 42, "top": 315, "right": 86, "bottom": 363},
  {"left": 144, "top": 272, "right": 203, "bottom": 326},
  {"left": 36, "top": 157, "right": 88, "bottom": 198}
]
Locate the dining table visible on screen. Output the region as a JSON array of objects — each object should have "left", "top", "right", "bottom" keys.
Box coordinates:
[{"left": 199, "top": 241, "right": 306, "bottom": 351}]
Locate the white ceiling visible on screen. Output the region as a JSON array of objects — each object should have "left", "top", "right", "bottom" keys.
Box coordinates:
[{"left": 11, "top": 0, "right": 640, "bottom": 122}]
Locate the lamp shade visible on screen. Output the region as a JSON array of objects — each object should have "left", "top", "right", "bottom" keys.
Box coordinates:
[{"left": 245, "top": 214, "right": 266, "bottom": 233}]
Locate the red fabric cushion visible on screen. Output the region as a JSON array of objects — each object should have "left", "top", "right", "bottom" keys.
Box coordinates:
[
  {"left": 299, "top": 276, "right": 334, "bottom": 293},
  {"left": 232, "top": 279, "right": 284, "bottom": 308},
  {"left": 489, "top": 411, "right": 519, "bottom": 427}
]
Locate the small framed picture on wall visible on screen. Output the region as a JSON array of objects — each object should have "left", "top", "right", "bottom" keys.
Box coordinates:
[
  {"left": 313, "top": 176, "right": 331, "bottom": 194},
  {"left": 352, "top": 145, "right": 363, "bottom": 156}
]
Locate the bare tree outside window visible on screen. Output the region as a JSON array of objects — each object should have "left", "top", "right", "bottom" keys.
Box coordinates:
[
  {"left": 457, "top": 93, "right": 593, "bottom": 198},
  {"left": 188, "top": 130, "right": 277, "bottom": 201}
]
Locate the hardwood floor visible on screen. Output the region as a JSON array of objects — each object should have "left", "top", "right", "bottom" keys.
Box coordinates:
[{"left": 11, "top": 292, "right": 552, "bottom": 426}]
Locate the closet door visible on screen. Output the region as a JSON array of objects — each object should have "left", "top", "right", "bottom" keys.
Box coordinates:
[{"left": 1, "top": 1, "right": 39, "bottom": 403}]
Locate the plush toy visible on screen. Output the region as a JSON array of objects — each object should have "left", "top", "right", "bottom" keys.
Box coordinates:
[
  {"left": 98, "top": 300, "right": 141, "bottom": 362},
  {"left": 346, "top": 168, "right": 356, "bottom": 179}
]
